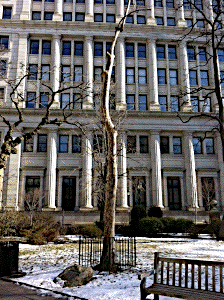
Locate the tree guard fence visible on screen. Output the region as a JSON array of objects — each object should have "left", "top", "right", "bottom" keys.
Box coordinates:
[{"left": 78, "top": 237, "right": 136, "bottom": 269}]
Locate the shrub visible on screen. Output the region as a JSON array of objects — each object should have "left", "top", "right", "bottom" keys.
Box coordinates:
[
  {"left": 206, "top": 220, "right": 222, "bottom": 239},
  {"left": 148, "top": 207, "right": 163, "bottom": 218},
  {"left": 161, "top": 217, "right": 176, "bottom": 233},
  {"left": 139, "top": 217, "right": 164, "bottom": 237},
  {"left": 96, "top": 220, "right": 104, "bottom": 231},
  {"left": 131, "top": 205, "right": 147, "bottom": 227},
  {"left": 0, "top": 211, "right": 29, "bottom": 237},
  {"left": 62, "top": 225, "right": 79, "bottom": 235},
  {"left": 80, "top": 225, "right": 103, "bottom": 238},
  {"left": 174, "top": 218, "right": 195, "bottom": 233}
]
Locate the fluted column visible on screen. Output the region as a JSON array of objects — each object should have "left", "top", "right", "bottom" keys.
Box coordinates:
[
  {"left": 146, "top": 0, "right": 156, "bottom": 25},
  {"left": 81, "top": 132, "right": 93, "bottom": 209},
  {"left": 85, "top": 0, "right": 94, "bottom": 22},
  {"left": 176, "top": 0, "right": 187, "bottom": 27},
  {"left": 116, "top": 37, "right": 126, "bottom": 110},
  {"left": 184, "top": 132, "right": 199, "bottom": 209},
  {"left": 179, "top": 41, "right": 192, "bottom": 112},
  {"left": 116, "top": 0, "right": 124, "bottom": 22},
  {"left": 151, "top": 132, "right": 163, "bottom": 207},
  {"left": 204, "top": 0, "right": 214, "bottom": 28},
  {"left": 52, "top": 35, "right": 61, "bottom": 108},
  {"left": 147, "top": 39, "right": 160, "bottom": 111},
  {"left": 84, "top": 37, "right": 94, "bottom": 109},
  {"left": 216, "top": 133, "right": 224, "bottom": 209},
  {"left": 20, "top": 0, "right": 31, "bottom": 20},
  {"left": 45, "top": 129, "right": 57, "bottom": 209},
  {"left": 53, "top": 0, "right": 63, "bottom": 21}
]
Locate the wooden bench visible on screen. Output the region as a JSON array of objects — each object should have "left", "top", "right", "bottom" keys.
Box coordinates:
[{"left": 139, "top": 252, "right": 224, "bottom": 300}]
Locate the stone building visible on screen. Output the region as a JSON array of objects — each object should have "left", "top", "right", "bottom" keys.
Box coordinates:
[{"left": 0, "top": 0, "right": 223, "bottom": 224}]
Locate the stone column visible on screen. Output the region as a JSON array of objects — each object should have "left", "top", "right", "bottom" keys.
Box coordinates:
[
  {"left": 176, "top": 0, "right": 187, "bottom": 27},
  {"left": 179, "top": 41, "right": 192, "bottom": 112},
  {"left": 117, "top": 132, "right": 128, "bottom": 209},
  {"left": 116, "top": 37, "right": 126, "bottom": 110},
  {"left": 184, "top": 132, "right": 199, "bottom": 209},
  {"left": 116, "top": 0, "right": 124, "bottom": 22},
  {"left": 150, "top": 132, "right": 163, "bottom": 207},
  {"left": 45, "top": 129, "right": 57, "bottom": 209},
  {"left": 52, "top": 35, "right": 61, "bottom": 108},
  {"left": 147, "top": 40, "right": 160, "bottom": 111},
  {"left": 204, "top": 0, "right": 214, "bottom": 27},
  {"left": 85, "top": 0, "right": 94, "bottom": 22},
  {"left": 216, "top": 133, "right": 224, "bottom": 209},
  {"left": 84, "top": 37, "right": 94, "bottom": 109},
  {"left": 146, "top": 0, "right": 156, "bottom": 25},
  {"left": 53, "top": 0, "right": 63, "bottom": 21},
  {"left": 20, "top": 0, "right": 31, "bottom": 20},
  {"left": 81, "top": 132, "right": 93, "bottom": 209}
]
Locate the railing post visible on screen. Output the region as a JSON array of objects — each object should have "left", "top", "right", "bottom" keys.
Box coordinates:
[
  {"left": 154, "top": 252, "right": 159, "bottom": 284},
  {"left": 78, "top": 236, "right": 81, "bottom": 265}
]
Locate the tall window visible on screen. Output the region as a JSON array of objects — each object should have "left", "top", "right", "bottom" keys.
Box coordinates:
[
  {"left": 74, "top": 66, "right": 83, "bottom": 82},
  {"left": 37, "top": 134, "right": 47, "bottom": 152},
  {"left": 0, "top": 61, "right": 7, "bottom": 77},
  {"left": 40, "top": 93, "right": 49, "bottom": 108},
  {"left": 3, "top": 7, "right": 12, "bottom": 19},
  {"left": 158, "top": 69, "right": 166, "bottom": 84},
  {"left": 30, "top": 40, "right": 39, "bottom": 54},
  {"left": 166, "top": 0, "right": 174, "bottom": 7},
  {"left": 138, "top": 68, "right": 147, "bottom": 84},
  {"left": 189, "top": 70, "right": 197, "bottom": 86},
  {"left": 0, "top": 36, "right": 9, "bottom": 49},
  {"left": 74, "top": 42, "right": 83, "bottom": 56},
  {"left": 75, "top": 13, "right": 85, "bottom": 21},
  {"left": 93, "top": 135, "right": 103, "bottom": 153},
  {"left": 218, "top": 49, "right": 224, "bottom": 62},
  {"left": 94, "top": 42, "right": 103, "bottom": 56},
  {"left": 169, "top": 70, "right": 178, "bottom": 85},
  {"left": 61, "top": 94, "right": 70, "bottom": 109},
  {"left": 187, "top": 47, "right": 196, "bottom": 60},
  {"left": 62, "top": 65, "right": 71, "bottom": 82},
  {"left": 127, "top": 136, "right": 137, "bottom": 153},
  {"left": 126, "top": 43, "right": 134, "bottom": 57},
  {"left": 167, "top": 17, "right": 175, "bottom": 26},
  {"left": 44, "top": 12, "right": 53, "bottom": 20},
  {"left": 140, "top": 136, "right": 148, "bottom": 153},
  {"left": 205, "top": 138, "right": 214, "bottom": 154},
  {"left": 41, "top": 65, "right": 50, "bottom": 81},
  {"left": 62, "top": 41, "right": 71, "bottom": 55},
  {"left": 73, "top": 94, "right": 82, "bottom": 109},
  {"left": 59, "top": 135, "right": 69, "bottom": 153},
  {"left": 168, "top": 45, "right": 177, "bottom": 59},
  {"left": 199, "top": 47, "right": 206, "bottom": 61},
  {"left": 32, "top": 11, "right": 41, "bottom": 20},
  {"left": 28, "top": 64, "right": 38, "bottom": 80},
  {"left": 94, "top": 13, "right": 103, "bottom": 22},
  {"left": 126, "top": 68, "right": 135, "bottom": 84},
  {"left": 191, "top": 96, "right": 199, "bottom": 112},
  {"left": 94, "top": 67, "right": 103, "bottom": 82},
  {"left": 170, "top": 96, "right": 179, "bottom": 112},
  {"left": 26, "top": 92, "right": 36, "bottom": 108},
  {"left": 157, "top": 45, "right": 165, "bottom": 59},
  {"left": 106, "top": 14, "right": 115, "bottom": 23},
  {"left": 138, "top": 43, "right": 146, "bottom": 58},
  {"left": 126, "top": 95, "right": 135, "bottom": 110},
  {"left": 173, "top": 137, "right": 182, "bottom": 154},
  {"left": 139, "top": 95, "right": 147, "bottom": 111},
  {"left": 24, "top": 136, "right": 34, "bottom": 152},
  {"left": 42, "top": 41, "right": 51, "bottom": 55},
  {"left": 72, "top": 135, "right": 81, "bottom": 153},
  {"left": 160, "top": 136, "right": 169, "bottom": 153},
  {"left": 159, "top": 96, "right": 167, "bottom": 111},
  {"left": 193, "top": 137, "right": 202, "bottom": 154},
  {"left": 201, "top": 70, "right": 209, "bottom": 86},
  {"left": 63, "top": 12, "right": 72, "bottom": 21}
]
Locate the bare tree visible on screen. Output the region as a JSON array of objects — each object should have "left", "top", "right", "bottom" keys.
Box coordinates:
[
  {"left": 24, "top": 188, "right": 42, "bottom": 227},
  {"left": 201, "top": 177, "right": 217, "bottom": 211}
]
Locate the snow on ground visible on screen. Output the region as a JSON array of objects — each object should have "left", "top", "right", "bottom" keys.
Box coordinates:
[{"left": 14, "top": 235, "right": 224, "bottom": 300}]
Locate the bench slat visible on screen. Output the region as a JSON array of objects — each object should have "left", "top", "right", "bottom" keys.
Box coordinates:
[
  {"left": 205, "top": 265, "right": 208, "bottom": 291},
  {"left": 221, "top": 266, "right": 223, "bottom": 293},
  {"left": 179, "top": 263, "right": 182, "bottom": 287},
  {"left": 185, "top": 263, "right": 188, "bottom": 288},
  {"left": 198, "top": 264, "right": 201, "bottom": 290}
]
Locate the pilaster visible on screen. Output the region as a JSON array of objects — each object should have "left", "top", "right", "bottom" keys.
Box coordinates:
[
  {"left": 85, "top": 0, "right": 94, "bottom": 22},
  {"left": 176, "top": 0, "right": 187, "bottom": 27},
  {"left": 20, "top": 0, "right": 31, "bottom": 20},
  {"left": 146, "top": 0, "right": 156, "bottom": 25},
  {"left": 53, "top": 0, "right": 63, "bottom": 21}
]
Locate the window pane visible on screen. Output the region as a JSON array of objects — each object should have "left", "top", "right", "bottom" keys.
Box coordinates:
[
  {"left": 94, "top": 13, "right": 103, "bottom": 22},
  {"left": 63, "top": 12, "right": 72, "bottom": 21},
  {"left": 173, "top": 137, "right": 182, "bottom": 154},
  {"left": 126, "top": 95, "right": 135, "bottom": 110},
  {"left": 154, "top": 0, "right": 162, "bottom": 6},
  {"left": 126, "top": 43, "right": 134, "bottom": 57},
  {"left": 127, "top": 136, "right": 136, "bottom": 153},
  {"left": 138, "top": 68, "right": 147, "bottom": 84},
  {"left": 158, "top": 69, "right": 166, "bottom": 84},
  {"left": 205, "top": 138, "right": 214, "bottom": 154},
  {"left": 26, "top": 92, "right": 36, "bottom": 108},
  {"left": 201, "top": 98, "right": 211, "bottom": 112},
  {"left": 41, "top": 65, "right": 50, "bottom": 81},
  {"left": 93, "top": 135, "right": 103, "bottom": 153},
  {"left": 40, "top": 93, "right": 49, "bottom": 108},
  {"left": 193, "top": 137, "right": 202, "bottom": 154},
  {"left": 167, "top": 17, "right": 175, "bottom": 26},
  {"left": 126, "top": 68, "right": 134, "bottom": 84},
  {"left": 28, "top": 64, "right": 38, "bottom": 80},
  {"left": 74, "top": 42, "right": 83, "bottom": 56},
  {"left": 72, "top": 135, "right": 81, "bottom": 153},
  {"left": 126, "top": 15, "right": 133, "bottom": 23},
  {"left": 24, "top": 136, "right": 34, "bottom": 152},
  {"left": 186, "top": 19, "right": 192, "bottom": 27},
  {"left": 189, "top": 70, "right": 197, "bottom": 85},
  {"left": 168, "top": 46, "right": 177, "bottom": 59},
  {"left": 3, "top": 7, "right": 12, "bottom": 19},
  {"left": 160, "top": 136, "right": 169, "bottom": 153},
  {"left": 156, "top": 17, "right": 164, "bottom": 25},
  {"left": 32, "top": 12, "right": 41, "bottom": 20},
  {"left": 94, "top": 67, "right": 103, "bottom": 82},
  {"left": 218, "top": 49, "right": 224, "bottom": 62},
  {"left": 42, "top": 41, "right": 51, "bottom": 55},
  {"left": 74, "top": 66, "right": 83, "bottom": 82},
  {"left": 75, "top": 13, "right": 85, "bottom": 21},
  {"left": 61, "top": 93, "right": 70, "bottom": 109},
  {"left": 197, "top": 19, "right": 205, "bottom": 28},
  {"left": 166, "top": 0, "right": 174, "bottom": 7},
  {"left": 157, "top": 45, "right": 165, "bottom": 59},
  {"left": 139, "top": 95, "right": 147, "bottom": 111},
  {"left": 137, "top": 16, "right": 146, "bottom": 24},
  {"left": 201, "top": 70, "right": 209, "bottom": 86},
  {"left": 44, "top": 12, "right": 53, "bottom": 20},
  {"left": 140, "top": 136, "right": 148, "bottom": 153},
  {"left": 94, "top": 42, "right": 103, "bottom": 56},
  {"left": 169, "top": 69, "right": 178, "bottom": 85},
  {"left": 30, "top": 40, "right": 39, "bottom": 54},
  {"left": 170, "top": 96, "right": 179, "bottom": 112},
  {"left": 187, "top": 47, "right": 196, "bottom": 60},
  {"left": 159, "top": 96, "right": 167, "bottom": 111},
  {"left": 62, "top": 41, "right": 71, "bottom": 55},
  {"left": 199, "top": 47, "right": 206, "bottom": 61},
  {"left": 106, "top": 14, "right": 115, "bottom": 23},
  {"left": 59, "top": 135, "right": 69, "bottom": 153},
  {"left": 191, "top": 96, "right": 199, "bottom": 112},
  {"left": 62, "top": 65, "right": 71, "bottom": 82},
  {"left": 38, "top": 135, "right": 47, "bottom": 152},
  {"left": 73, "top": 94, "right": 82, "bottom": 109},
  {"left": 138, "top": 44, "right": 146, "bottom": 58}
]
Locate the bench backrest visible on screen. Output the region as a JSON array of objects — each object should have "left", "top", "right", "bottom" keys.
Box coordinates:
[{"left": 154, "top": 252, "right": 224, "bottom": 293}]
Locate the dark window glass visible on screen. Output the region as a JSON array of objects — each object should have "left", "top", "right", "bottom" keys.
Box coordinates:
[
  {"left": 24, "top": 136, "right": 34, "bottom": 152},
  {"left": 191, "top": 96, "right": 199, "bottom": 112},
  {"left": 170, "top": 96, "right": 179, "bottom": 112},
  {"left": 26, "top": 92, "right": 36, "bottom": 108},
  {"left": 45, "top": 0, "right": 54, "bottom": 2},
  {"left": 95, "top": 0, "right": 103, "bottom": 3},
  {"left": 107, "top": 0, "right": 115, "bottom": 3},
  {"left": 25, "top": 177, "right": 40, "bottom": 197},
  {"left": 173, "top": 137, "right": 182, "bottom": 154},
  {"left": 63, "top": 12, "right": 72, "bottom": 21},
  {"left": 195, "top": 0, "right": 203, "bottom": 9},
  {"left": 73, "top": 94, "right": 82, "bottom": 109},
  {"left": 186, "top": 19, "right": 193, "bottom": 27},
  {"left": 74, "top": 66, "right": 83, "bottom": 82},
  {"left": 124, "top": 0, "right": 133, "bottom": 4},
  {"left": 40, "top": 93, "right": 49, "bottom": 108},
  {"left": 0, "top": 61, "right": 7, "bottom": 77},
  {"left": 159, "top": 96, "right": 167, "bottom": 111},
  {"left": 72, "top": 135, "right": 81, "bottom": 153},
  {"left": 62, "top": 65, "right": 71, "bottom": 82},
  {"left": 154, "top": 0, "right": 162, "bottom": 6},
  {"left": 193, "top": 137, "right": 202, "bottom": 154},
  {"left": 199, "top": 47, "right": 206, "bottom": 61},
  {"left": 94, "top": 42, "right": 103, "bottom": 56},
  {"left": 166, "top": 0, "right": 174, "bottom": 7},
  {"left": 3, "top": 7, "right": 12, "bottom": 19},
  {"left": 201, "top": 70, "right": 209, "bottom": 86},
  {"left": 62, "top": 41, "right": 71, "bottom": 55},
  {"left": 156, "top": 17, "right": 164, "bottom": 25},
  {"left": 137, "top": 16, "right": 146, "bottom": 24},
  {"left": 106, "top": 42, "right": 112, "bottom": 53},
  {"left": 187, "top": 47, "right": 196, "bottom": 60},
  {"left": 94, "top": 66, "right": 103, "bottom": 82},
  {"left": 140, "top": 136, "right": 148, "bottom": 153},
  {"left": 41, "top": 65, "right": 50, "bottom": 81},
  {"left": 126, "top": 95, "right": 135, "bottom": 110},
  {"left": 74, "top": 42, "right": 83, "bottom": 56},
  {"left": 61, "top": 93, "right": 70, "bottom": 109},
  {"left": 201, "top": 98, "right": 211, "bottom": 112},
  {"left": 0, "top": 36, "right": 9, "bottom": 49},
  {"left": 93, "top": 135, "right": 103, "bottom": 153},
  {"left": 136, "top": 0, "right": 145, "bottom": 5},
  {"left": 205, "top": 138, "right": 214, "bottom": 154},
  {"left": 157, "top": 45, "right": 165, "bottom": 59},
  {"left": 138, "top": 44, "right": 146, "bottom": 58},
  {"left": 168, "top": 45, "right": 177, "bottom": 59},
  {"left": 44, "top": 12, "right": 53, "bottom": 20},
  {"left": 111, "top": 67, "right": 115, "bottom": 82},
  {"left": 169, "top": 69, "right": 178, "bottom": 85},
  {"left": 189, "top": 70, "right": 197, "bottom": 85},
  {"left": 106, "top": 14, "right": 115, "bottom": 23},
  {"left": 126, "top": 68, "right": 135, "bottom": 84},
  {"left": 59, "top": 135, "right": 69, "bottom": 153},
  {"left": 77, "top": 0, "right": 85, "bottom": 3},
  {"left": 94, "top": 13, "right": 103, "bottom": 22},
  {"left": 167, "top": 17, "right": 175, "bottom": 26},
  {"left": 183, "top": 0, "right": 191, "bottom": 9},
  {"left": 158, "top": 69, "right": 166, "bottom": 84},
  {"left": 218, "top": 49, "right": 224, "bottom": 62},
  {"left": 139, "top": 95, "right": 147, "bottom": 111},
  {"left": 42, "top": 40, "right": 51, "bottom": 55},
  {"left": 197, "top": 19, "right": 205, "bottom": 27},
  {"left": 38, "top": 134, "right": 47, "bottom": 152},
  {"left": 0, "top": 88, "right": 4, "bottom": 100},
  {"left": 28, "top": 64, "right": 38, "bottom": 80},
  {"left": 160, "top": 136, "right": 169, "bottom": 154},
  {"left": 220, "top": 71, "right": 224, "bottom": 87},
  {"left": 138, "top": 68, "right": 147, "bottom": 84},
  {"left": 126, "top": 43, "right": 134, "bottom": 57},
  {"left": 75, "top": 13, "right": 85, "bottom": 21},
  {"left": 32, "top": 11, "right": 41, "bottom": 20},
  {"left": 30, "top": 40, "right": 39, "bottom": 54},
  {"left": 127, "top": 136, "right": 136, "bottom": 153},
  {"left": 126, "top": 15, "right": 133, "bottom": 23}
]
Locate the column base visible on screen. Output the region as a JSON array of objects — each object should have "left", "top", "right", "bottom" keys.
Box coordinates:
[
  {"left": 147, "top": 17, "right": 156, "bottom": 26},
  {"left": 213, "top": 103, "right": 219, "bottom": 113},
  {"left": 187, "top": 206, "right": 199, "bottom": 212},
  {"left": 116, "top": 102, "right": 126, "bottom": 111},
  {"left": 79, "top": 206, "right": 95, "bottom": 211},
  {"left": 53, "top": 13, "right": 63, "bottom": 22},
  {"left": 177, "top": 19, "right": 187, "bottom": 27},
  {"left": 50, "top": 101, "right": 60, "bottom": 109},
  {"left": 116, "top": 15, "right": 123, "bottom": 23},
  {"left": 149, "top": 103, "right": 161, "bottom": 111},
  {"left": 116, "top": 206, "right": 131, "bottom": 212},
  {"left": 181, "top": 103, "right": 193, "bottom": 112},
  {"left": 42, "top": 207, "right": 56, "bottom": 211},
  {"left": 20, "top": 12, "right": 30, "bottom": 20},
  {"left": 83, "top": 102, "right": 93, "bottom": 110},
  {"left": 85, "top": 14, "right": 94, "bottom": 22}
]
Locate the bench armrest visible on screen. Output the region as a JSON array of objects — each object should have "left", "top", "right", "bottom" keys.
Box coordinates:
[{"left": 138, "top": 270, "right": 154, "bottom": 280}]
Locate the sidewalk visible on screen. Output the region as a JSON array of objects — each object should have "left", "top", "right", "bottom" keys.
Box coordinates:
[{"left": 0, "top": 279, "right": 67, "bottom": 300}]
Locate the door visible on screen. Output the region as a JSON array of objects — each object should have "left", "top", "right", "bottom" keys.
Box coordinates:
[
  {"left": 167, "top": 177, "right": 181, "bottom": 210},
  {"left": 62, "top": 177, "right": 76, "bottom": 211}
]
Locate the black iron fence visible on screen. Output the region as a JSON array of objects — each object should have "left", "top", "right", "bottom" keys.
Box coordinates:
[
  {"left": 78, "top": 236, "right": 136, "bottom": 269},
  {"left": 0, "top": 241, "right": 19, "bottom": 276}
]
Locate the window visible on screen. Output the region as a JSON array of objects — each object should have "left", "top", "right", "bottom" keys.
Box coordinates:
[
  {"left": 189, "top": 70, "right": 197, "bottom": 85},
  {"left": 156, "top": 17, "right": 164, "bottom": 25},
  {"left": 124, "top": 0, "right": 133, "bottom": 3},
  {"left": 201, "top": 70, "right": 209, "bottom": 86},
  {"left": 25, "top": 177, "right": 40, "bottom": 197},
  {"left": 139, "top": 95, "right": 147, "bottom": 111},
  {"left": 107, "top": 0, "right": 115, "bottom": 3},
  {"left": 154, "top": 0, "right": 162, "bottom": 6},
  {"left": 169, "top": 69, "right": 178, "bottom": 85},
  {"left": 59, "top": 135, "right": 69, "bottom": 153},
  {"left": 61, "top": 93, "right": 70, "bottom": 109},
  {"left": 0, "top": 88, "right": 4, "bottom": 100},
  {"left": 62, "top": 41, "right": 71, "bottom": 55},
  {"left": 167, "top": 17, "right": 175, "bottom": 26},
  {"left": 183, "top": 0, "right": 191, "bottom": 9},
  {"left": 0, "top": 36, "right": 9, "bottom": 50},
  {"left": 77, "top": 0, "right": 85, "bottom": 3},
  {"left": 187, "top": 47, "right": 196, "bottom": 60},
  {"left": 94, "top": 42, "right": 103, "bottom": 56},
  {"left": 126, "top": 43, "right": 134, "bottom": 57},
  {"left": 0, "top": 60, "right": 6, "bottom": 77},
  {"left": 170, "top": 96, "right": 179, "bottom": 112},
  {"left": 40, "top": 93, "right": 49, "bottom": 108},
  {"left": 218, "top": 49, "right": 224, "bottom": 62},
  {"left": 195, "top": 0, "right": 203, "bottom": 9},
  {"left": 26, "top": 92, "right": 36, "bottom": 108},
  {"left": 94, "top": 67, "right": 103, "bottom": 82},
  {"left": 45, "top": 0, "right": 54, "bottom": 2},
  {"left": 62, "top": 65, "right": 71, "bottom": 82},
  {"left": 111, "top": 67, "right": 115, "bottom": 82},
  {"left": 157, "top": 45, "right": 165, "bottom": 59},
  {"left": 126, "top": 15, "right": 133, "bottom": 23},
  {"left": 136, "top": 0, "right": 145, "bottom": 5},
  {"left": 41, "top": 65, "right": 50, "bottom": 81},
  {"left": 30, "top": 40, "right": 39, "bottom": 54},
  {"left": 137, "top": 16, "right": 146, "bottom": 24},
  {"left": 126, "top": 95, "right": 135, "bottom": 110},
  {"left": 205, "top": 138, "right": 214, "bottom": 154},
  {"left": 221, "top": 71, "right": 224, "bottom": 87},
  {"left": 199, "top": 47, "right": 206, "bottom": 61},
  {"left": 166, "top": 0, "right": 174, "bottom": 7},
  {"left": 201, "top": 98, "right": 211, "bottom": 112},
  {"left": 106, "top": 42, "right": 112, "bottom": 53},
  {"left": 168, "top": 45, "right": 177, "bottom": 59},
  {"left": 72, "top": 135, "right": 81, "bottom": 153},
  {"left": 28, "top": 64, "right": 38, "bottom": 80},
  {"left": 75, "top": 13, "right": 85, "bottom": 21},
  {"left": 138, "top": 68, "right": 147, "bottom": 84},
  {"left": 191, "top": 96, "right": 199, "bottom": 112},
  {"left": 93, "top": 135, "right": 103, "bottom": 153},
  {"left": 74, "top": 41, "right": 83, "bottom": 56},
  {"left": 94, "top": 13, "right": 103, "bottom": 22},
  {"left": 95, "top": 0, "right": 103, "bottom": 3},
  {"left": 73, "top": 94, "right": 82, "bottom": 109},
  {"left": 193, "top": 137, "right": 202, "bottom": 154},
  {"left": 44, "top": 12, "right": 53, "bottom": 20},
  {"left": 106, "top": 14, "right": 115, "bottom": 23},
  {"left": 24, "top": 136, "right": 34, "bottom": 152},
  {"left": 186, "top": 19, "right": 193, "bottom": 27},
  {"left": 3, "top": 7, "right": 12, "bottom": 19},
  {"left": 38, "top": 134, "right": 47, "bottom": 152},
  {"left": 74, "top": 66, "right": 83, "bottom": 82},
  {"left": 197, "top": 19, "right": 205, "bottom": 28},
  {"left": 159, "top": 96, "right": 167, "bottom": 111},
  {"left": 160, "top": 136, "right": 169, "bottom": 154},
  {"left": 42, "top": 40, "right": 51, "bottom": 55},
  {"left": 173, "top": 137, "right": 182, "bottom": 154},
  {"left": 140, "top": 136, "right": 148, "bottom": 153},
  {"left": 32, "top": 11, "right": 41, "bottom": 20},
  {"left": 127, "top": 136, "right": 136, "bottom": 153},
  {"left": 138, "top": 43, "right": 146, "bottom": 58},
  {"left": 158, "top": 69, "right": 166, "bottom": 84},
  {"left": 63, "top": 12, "right": 72, "bottom": 21}
]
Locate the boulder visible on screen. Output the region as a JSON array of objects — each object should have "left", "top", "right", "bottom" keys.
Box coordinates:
[{"left": 54, "top": 265, "right": 93, "bottom": 287}]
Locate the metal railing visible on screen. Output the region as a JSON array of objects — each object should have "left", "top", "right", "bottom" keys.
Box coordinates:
[{"left": 78, "top": 236, "right": 136, "bottom": 269}]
